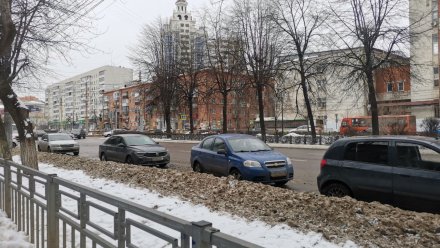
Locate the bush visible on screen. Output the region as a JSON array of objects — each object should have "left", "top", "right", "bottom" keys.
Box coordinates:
[{"left": 420, "top": 117, "right": 440, "bottom": 137}]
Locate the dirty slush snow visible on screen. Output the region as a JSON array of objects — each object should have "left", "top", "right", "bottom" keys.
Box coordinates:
[{"left": 10, "top": 152, "right": 440, "bottom": 247}]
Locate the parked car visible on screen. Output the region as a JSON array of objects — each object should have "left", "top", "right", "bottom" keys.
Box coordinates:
[
  {"left": 317, "top": 136, "right": 440, "bottom": 213},
  {"left": 34, "top": 130, "right": 47, "bottom": 139},
  {"left": 99, "top": 134, "right": 170, "bottom": 167},
  {"left": 37, "top": 133, "right": 80, "bottom": 155},
  {"left": 71, "top": 128, "right": 86, "bottom": 139},
  {"left": 103, "top": 129, "right": 125, "bottom": 137},
  {"left": 288, "top": 125, "right": 322, "bottom": 134},
  {"left": 288, "top": 125, "right": 309, "bottom": 133},
  {"left": 190, "top": 134, "right": 294, "bottom": 186},
  {"left": 280, "top": 132, "right": 301, "bottom": 143}
]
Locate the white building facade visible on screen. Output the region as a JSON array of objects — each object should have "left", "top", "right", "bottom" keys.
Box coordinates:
[
  {"left": 45, "top": 66, "right": 133, "bottom": 130},
  {"left": 409, "top": 0, "right": 439, "bottom": 125}
]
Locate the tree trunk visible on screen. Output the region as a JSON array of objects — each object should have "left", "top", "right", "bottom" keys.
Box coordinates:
[
  {"left": 0, "top": 89, "right": 38, "bottom": 169},
  {"left": 0, "top": 115, "right": 12, "bottom": 160},
  {"left": 164, "top": 106, "right": 172, "bottom": 138},
  {"left": 256, "top": 83, "right": 267, "bottom": 142},
  {"left": 367, "top": 71, "right": 379, "bottom": 135},
  {"left": 222, "top": 92, "right": 228, "bottom": 133},
  {"left": 188, "top": 96, "right": 194, "bottom": 134},
  {"left": 301, "top": 79, "right": 317, "bottom": 143}
]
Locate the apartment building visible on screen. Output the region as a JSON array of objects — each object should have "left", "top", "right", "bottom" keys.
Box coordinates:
[
  {"left": 163, "top": 0, "right": 204, "bottom": 69},
  {"left": 280, "top": 49, "right": 410, "bottom": 132},
  {"left": 45, "top": 66, "right": 133, "bottom": 130},
  {"left": 409, "top": 0, "right": 439, "bottom": 125},
  {"left": 102, "top": 70, "right": 275, "bottom": 133}
]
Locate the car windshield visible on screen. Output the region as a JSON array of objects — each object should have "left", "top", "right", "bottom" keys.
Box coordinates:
[
  {"left": 228, "top": 137, "right": 271, "bottom": 152},
  {"left": 50, "top": 134, "right": 72, "bottom": 141},
  {"left": 123, "top": 135, "right": 156, "bottom": 146}
]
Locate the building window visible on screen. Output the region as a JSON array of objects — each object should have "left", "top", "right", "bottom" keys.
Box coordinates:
[
  {"left": 317, "top": 98, "right": 327, "bottom": 108},
  {"left": 433, "top": 0, "right": 438, "bottom": 25},
  {"left": 387, "top": 82, "right": 393, "bottom": 92},
  {"left": 435, "top": 67, "right": 439, "bottom": 86},
  {"left": 433, "top": 34, "right": 438, "bottom": 54},
  {"left": 397, "top": 81, "right": 404, "bottom": 91}
]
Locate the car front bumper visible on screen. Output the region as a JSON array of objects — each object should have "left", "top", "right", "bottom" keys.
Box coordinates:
[
  {"left": 134, "top": 154, "right": 170, "bottom": 165},
  {"left": 243, "top": 166, "right": 294, "bottom": 184},
  {"left": 50, "top": 147, "right": 79, "bottom": 153}
]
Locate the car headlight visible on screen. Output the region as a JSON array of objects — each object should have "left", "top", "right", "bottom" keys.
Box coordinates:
[
  {"left": 243, "top": 160, "right": 261, "bottom": 167},
  {"left": 286, "top": 157, "right": 292, "bottom": 165}
]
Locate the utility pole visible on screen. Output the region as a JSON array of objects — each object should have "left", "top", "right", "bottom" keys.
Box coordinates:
[
  {"left": 60, "top": 97, "right": 63, "bottom": 130},
  {"left": 85, "top": 79, "right": 89, "bottom": 131}
]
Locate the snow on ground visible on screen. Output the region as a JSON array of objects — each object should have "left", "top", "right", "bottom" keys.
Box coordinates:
[
  {"left": 0, "top": 211, "right": 33, "bottom": 248},
  {"left": 5, "top": 157, "right": 357, "bottom": 248}
]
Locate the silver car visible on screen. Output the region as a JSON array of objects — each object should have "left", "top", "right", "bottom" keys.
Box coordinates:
[{"left": 37, "top": 133, "right": 80, "bottom": 155}]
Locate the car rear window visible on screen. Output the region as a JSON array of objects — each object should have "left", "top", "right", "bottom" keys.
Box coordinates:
[{"left": 344, "top": 141, "right": 389, "bottom": 164}]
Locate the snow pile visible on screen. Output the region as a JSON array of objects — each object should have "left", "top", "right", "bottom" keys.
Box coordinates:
[
  {"left": 11, "top": 152, "right": 440, "bottom": 247},
  {"left": 0, "top": 211, "right": 33, "bottom": 248}
]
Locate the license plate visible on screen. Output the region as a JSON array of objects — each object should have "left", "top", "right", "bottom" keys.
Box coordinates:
[
  {"left": 152, "top": 157, "right": 163, "bottom": 161},
  {"left": 271, "top": 171, "right": 287, "bottom": 177}
]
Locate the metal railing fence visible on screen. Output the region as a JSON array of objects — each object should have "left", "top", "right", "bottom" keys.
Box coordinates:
[{"left": 0, "top": 158, "right": 262, "bottom": 248}]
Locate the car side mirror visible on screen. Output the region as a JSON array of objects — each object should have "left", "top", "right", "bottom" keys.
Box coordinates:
[
  {"left": 217, "top": 149, "right": 227, "bottom": 155},
  {"left": 43, "top": 138, "right": 48, "bottom": 142}
]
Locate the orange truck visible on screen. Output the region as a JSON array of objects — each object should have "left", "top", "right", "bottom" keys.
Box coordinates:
[{"left": 339, "top": 115, "right": 416, "bottom": 135}]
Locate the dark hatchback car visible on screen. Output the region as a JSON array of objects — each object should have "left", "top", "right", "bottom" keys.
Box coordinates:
[
  {"left": 71, "top": 128, "right": 86, "bottom": 139},
  {"left": 317, "top": 136, "right": 440, "bottom": 213},
  {"left": 191, "top": 134, "right": 294, "bottom": 185},
  {"left": 99, "top": 134, "right": 170, "bottom": 167}
]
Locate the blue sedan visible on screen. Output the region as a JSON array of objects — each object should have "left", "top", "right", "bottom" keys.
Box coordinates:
[{"left": 190, "top": 134, "right": 294, "bottom": 186}]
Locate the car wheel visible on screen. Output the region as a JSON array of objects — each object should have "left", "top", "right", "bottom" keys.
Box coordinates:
[
  {"left": 193, "top": 161, "right": 204, "bottom": 173},
  {"left": 126, "top": 155, "right": 134, "bottom": 164},
  {"left": 73, "top": 152, "right": 79, "bottom": 156},
  {"left": 322, "top": 183, "right": 351, "bottom": 197},
  {"left": 48, "top": 147, "right": 52, "bottom": 153},
  {"left": 274, "top": 180, "right": 288, "bottom": 187},
  {"left": 37, "top": 145, "right": 41, "bottom": 152},
  {"left": 229, "top": 169, "right": 242, "bottom": 180},
  {"left": 100, "top": 153, "right": 107, "bottom": 161}
]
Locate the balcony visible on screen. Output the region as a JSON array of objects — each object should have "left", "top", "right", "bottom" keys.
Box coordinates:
[{"left": 377, "top": 91, "right": 411, "bottom": 102}]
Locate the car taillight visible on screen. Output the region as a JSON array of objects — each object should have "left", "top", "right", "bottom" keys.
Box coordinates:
[{"left": 320, "top": 159, "right": 327, "bottom": 169}]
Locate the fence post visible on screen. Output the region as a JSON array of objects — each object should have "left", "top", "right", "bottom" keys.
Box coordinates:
[
  {"left": 117, "top": 208, "right": 126, "bottom": 248},
  {"left": 191, "top": 221, "right": 218, "bottom": 248},
  {"left": 4, "top": 162, "right": 11, "bottom": 218},
  {"left": 47, "top": 174, "right": 59, "bottom": 248}
]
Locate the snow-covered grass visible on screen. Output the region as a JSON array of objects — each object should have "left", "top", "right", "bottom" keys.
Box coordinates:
[{"left": 3, "top": 157, "right": 357, "bottom": 248}]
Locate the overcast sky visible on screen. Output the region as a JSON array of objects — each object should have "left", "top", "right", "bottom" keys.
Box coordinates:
[{"left": 20, "top": 0, "right": 207, "bottom": 98}]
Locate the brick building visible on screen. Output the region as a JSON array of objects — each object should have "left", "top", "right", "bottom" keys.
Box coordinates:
[{"left": 102, "top": 71, "right": 275, "bottom": 133}]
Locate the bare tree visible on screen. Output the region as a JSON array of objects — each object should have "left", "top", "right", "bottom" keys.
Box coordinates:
[
  {"left": 0, "top": 0, "right": 100, "bottom": 168},
  {"left": 326, "top": 0, "right": 417, "bottom": 135},
  {"left": 201, "top": 0, "right": 246, "bottom": 133},
  {"left": 232, "top": 0, "right": 284, "bottom": 141},
  {"left": 271, "top": 0, "right": 328, "bottom": 143},
  {"left": 177, "top": 31, "right": 205, "bottom": 134},
  {"left": 130, "top": 20, "right": 180, "bottom": 136}
]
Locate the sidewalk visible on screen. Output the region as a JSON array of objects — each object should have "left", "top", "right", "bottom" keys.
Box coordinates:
[{"left": 155, "top": 139, "right": 330, "bottom": 150}]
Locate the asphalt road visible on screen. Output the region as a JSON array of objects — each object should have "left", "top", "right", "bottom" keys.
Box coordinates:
[{"left": 77, "top": 137, "right": 325, "bottom": 192}]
